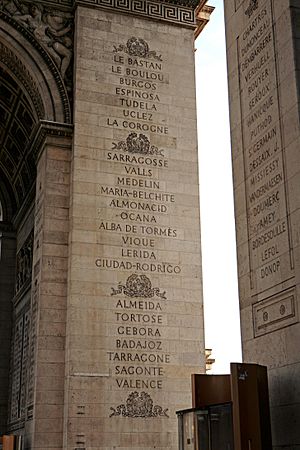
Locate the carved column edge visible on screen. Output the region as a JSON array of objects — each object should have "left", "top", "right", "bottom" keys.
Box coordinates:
[{"left": 32, "top": 121, "right": 74, "bottom": 164}]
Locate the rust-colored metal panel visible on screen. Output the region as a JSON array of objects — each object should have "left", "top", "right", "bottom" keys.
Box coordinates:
[
  {"left": 2, "top": 435, "right": 14, "bottom": 450},
  {"left": 230, "top": 363, "right": 272, "bottom": 450},
  {"left": 192, "top": 374, "right": 231, "bottom": 408}
]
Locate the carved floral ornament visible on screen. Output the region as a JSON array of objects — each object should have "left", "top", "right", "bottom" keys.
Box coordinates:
[
  {"left": 245, "top": 0, "right": 258, "bottom": 18},
  {"left": 112, "top": 133, "right": 164, "bottom": 156},
  {"left": 0, "top": 0, "right": 73, "bottom": 81},
  {"left": 111, "top": 274, "right": 167, "bottom": 299},
  {"left": 110, "top": 391, "right": 169, "bottom": 418},
  {"left": 114, "top": 37, "right": 162, "bottom": 61}
]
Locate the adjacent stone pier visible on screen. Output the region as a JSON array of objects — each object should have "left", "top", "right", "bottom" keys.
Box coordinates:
[
  {"left": 25, "top": 126, "right": 72, "bottom": 450},
  {"left": 224, "top": 0, "right": 300, "bottom": 447}
]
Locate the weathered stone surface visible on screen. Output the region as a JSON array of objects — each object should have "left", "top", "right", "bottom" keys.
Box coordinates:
[
  {"left": 61, "top": 4, "right": 205, "bottom": 449},
  {"left": 0, "top": 0, "right": 210, "bottom": 446}
]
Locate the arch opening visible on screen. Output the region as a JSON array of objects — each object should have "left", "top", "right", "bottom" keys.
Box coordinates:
[{"left": 0, "top": 65, "right": 39, "bottom": 219}]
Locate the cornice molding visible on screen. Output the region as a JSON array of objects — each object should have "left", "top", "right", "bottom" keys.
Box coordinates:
[
  {"left": 31, "top": 120, "right": 73, "bottom": 163},
  {"left": 195, "top": 3, "right": 214, "bottom": 38}
]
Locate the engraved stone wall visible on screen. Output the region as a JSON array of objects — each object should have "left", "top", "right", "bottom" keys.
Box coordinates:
[
  {"left": 0, "top": 228, "right": 16, "bottom": 434},
  {"left": 15, "top": 230, "right": 34, "bottom": 295},
  {"left": 224, "top": 0, "right": 300, "bottom": 447},
  {"left": 9, "top": 309, "right": 30, "bottom": 428},
  {"left": 65, "top": 6, "right": 205, "bottom": 449}
]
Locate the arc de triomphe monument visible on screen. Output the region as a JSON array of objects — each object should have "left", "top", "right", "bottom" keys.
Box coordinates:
[{"left": 0, "top": 0, "right": 213, "bottom": 448}]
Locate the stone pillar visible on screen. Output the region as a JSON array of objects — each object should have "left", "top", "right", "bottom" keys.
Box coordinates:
[
  {"left": 24, "top": 123, "right": 72, "bottom": 450},
  {"left": 0, "top": 225, "right": 16, "bottom": 434},
  {"left": 224, "top": 0, "right": 300, "bottom": 447},
  {"left": 64, "top": 1, "right": 206, "bottom": 449}
]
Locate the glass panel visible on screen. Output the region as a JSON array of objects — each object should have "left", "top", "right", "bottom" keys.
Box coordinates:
[
  {"left": 182, "top": 411, "right": 196, "bottom": 450},
  {"left": 177, "top": 403, "right": 234, "bottom": 450},
  {"left": 210, "top": 404, "right": 234, "bottom": 450},
  {"left": 178, "top": 414, "right": 184, "bottom": 450},
  {"left": 196, "top": 410, "right": 209, "bottom": 450}
]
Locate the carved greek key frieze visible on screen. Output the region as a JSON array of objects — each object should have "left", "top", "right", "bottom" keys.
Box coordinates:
[{"left": 75, "top": 0, "right": 196, "bottom": 27}]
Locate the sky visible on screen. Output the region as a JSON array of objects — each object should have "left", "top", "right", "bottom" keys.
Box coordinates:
[{"left": 195, "top": 0, "right": 242, "bottom": 373}]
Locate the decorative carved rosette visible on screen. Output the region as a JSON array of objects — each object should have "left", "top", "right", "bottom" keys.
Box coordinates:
[
  {"left": 111, "top": 274, "right": 167, "bottom": 300},
  {"left": 112, "top": 133, "right": 164, "bottom": 156},
  {"left": 245, "top": 0, "right": 259, "bottom": 18},
  {"left": 113, "top": 37, "right": 162, "bottom": 61},
  {"left": 110, "top": 391, "right": 169, "bottom": 418}
]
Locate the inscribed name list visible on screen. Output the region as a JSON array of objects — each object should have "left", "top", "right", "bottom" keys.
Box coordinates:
[
  {"left": 238, "top": 0, "right": 292, "bottom": 293},
  {"left": 95, "top": 37, "right": 186, "bottom": 411}
]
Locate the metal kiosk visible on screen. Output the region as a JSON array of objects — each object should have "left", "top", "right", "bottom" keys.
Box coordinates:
[{"left": 176, "top": 363, "right": 272, "bottom": 450}]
